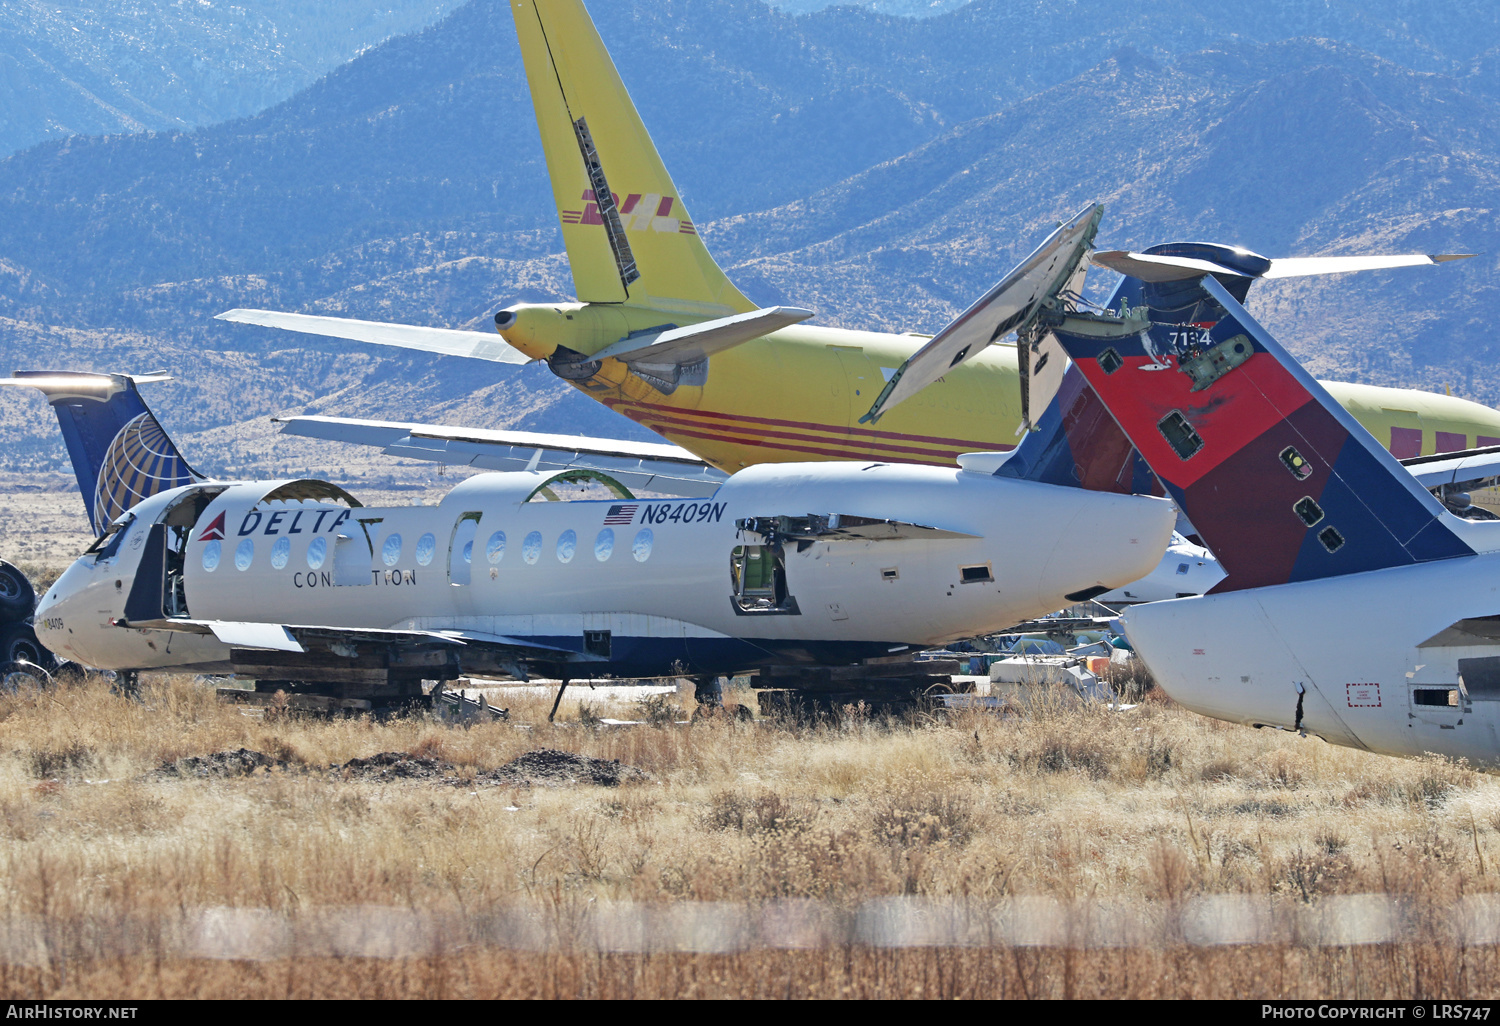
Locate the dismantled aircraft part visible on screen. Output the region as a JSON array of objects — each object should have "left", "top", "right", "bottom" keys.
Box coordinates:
[
  {"left": 571, "top": 116, "right": 641, "bottom": 291},
  {"left": 730, "top": 544, "right": 798, "bottom": 615},
  {"left": 0, "top": 560, "right": 35, "bottom": 622},
  {"left": 862, "top": 202, "right": 1103, "bottom": 425},
  {"left": 547, "top": 344, "right": 603, "bottom": 381},
  {"left": 0, "top": 659, "right": 51, "bottom": 693},
  {"left": 525, "top": 468, "right": 635, "bottom": 503},
  {"left": 734, "top": 513, "right": 979, "bottom": 545},
  {"left": 0, "top": 621, "right": 52, "bottom": 669},
  {"left": 214, "top": 309, "right": 530, "bottom": 365}
]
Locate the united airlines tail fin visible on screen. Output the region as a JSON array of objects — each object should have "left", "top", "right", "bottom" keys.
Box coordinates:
[
  {"left": 1051, "top": 276, "right": 1473, "bottom": 593},
  {"left": 512, "top": 0, "right": 753, "bottom": 317},
  {"left": 1, "top": 371, "right": 203, "bottom": 534}
]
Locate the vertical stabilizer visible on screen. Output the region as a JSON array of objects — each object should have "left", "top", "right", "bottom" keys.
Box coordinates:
[
  {"left": 2, "top": 371, "right": 202, "bottom": 534},
  {"left": 512, "top": 0, "right": 753, "bottom": 317},
  {"left": 1052, "top": 277, "right": 1473, "bottom": 592}
]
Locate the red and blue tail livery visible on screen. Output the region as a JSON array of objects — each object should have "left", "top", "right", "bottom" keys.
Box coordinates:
[{"left": 1053, "top": 275, "right": 1473, "bottom": 591}]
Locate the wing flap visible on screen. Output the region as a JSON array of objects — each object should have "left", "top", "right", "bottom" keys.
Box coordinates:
[{"left": 216, "top": 309, "right": 530, "bottom": 365}]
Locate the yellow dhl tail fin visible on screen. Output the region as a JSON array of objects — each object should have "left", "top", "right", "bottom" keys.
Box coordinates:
[{"left": 511, "top": 0, "right": 754, "bottom": 318}]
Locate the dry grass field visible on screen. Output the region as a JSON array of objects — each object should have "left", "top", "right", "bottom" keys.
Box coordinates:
[{"left": 0, "top": 669, "right": 1496, "bottom": 999}]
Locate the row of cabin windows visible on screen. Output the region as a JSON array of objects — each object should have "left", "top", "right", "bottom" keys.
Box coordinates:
[{"left": 201, "top": 527, "right": 655, "bottom": 573}]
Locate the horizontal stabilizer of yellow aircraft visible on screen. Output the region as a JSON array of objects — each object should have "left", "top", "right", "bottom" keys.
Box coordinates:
[{"left": 219, "top": 0, "right": 1500, "bottom": 474}]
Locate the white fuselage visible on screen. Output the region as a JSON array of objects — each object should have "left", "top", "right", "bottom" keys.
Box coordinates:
[
  {"left": 1122, "top": 521, "right": 1500, "bottom": 764},
  {"left": 37, "top": 461, "right": 1175, "bottom": 678}
]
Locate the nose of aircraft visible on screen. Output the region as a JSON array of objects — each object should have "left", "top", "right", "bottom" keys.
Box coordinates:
[{"left": 33, "top": 557, "right": 109, "bottom": 667}]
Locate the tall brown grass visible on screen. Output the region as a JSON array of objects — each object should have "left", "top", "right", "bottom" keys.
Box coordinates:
[{"left": 0, "top": 673, "right": 1496, "bottom": 997}]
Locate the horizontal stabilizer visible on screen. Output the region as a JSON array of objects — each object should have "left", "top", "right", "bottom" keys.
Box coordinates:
[
  {"left": 863, "top": 203, "right": 1102, "bottom": 423},
  {"left": 1401, "top": 445, "right": 1500, "bottom": 490},
  {"left": 593, "top": 306, "right": 814, "bottom": 366},
  {"left": 276, "top": 415, "right": 728, "bottom": 497},
  {"left": 216, "top": 309, "right": 530, "bottom": 365},
  {"left": 1093, "top": 249, "right": 1472, "bottom": 283}
]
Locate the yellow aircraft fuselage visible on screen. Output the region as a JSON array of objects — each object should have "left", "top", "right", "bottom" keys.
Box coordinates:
[{"left": 497, "top": 302, "right": 1500, "bottom": 472}]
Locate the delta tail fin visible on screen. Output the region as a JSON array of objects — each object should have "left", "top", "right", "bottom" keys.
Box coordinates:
[
  {"left": 1, "top": 371, "right": 203, "bottom": 534},
  {"left": 1051, "top": 276, "right": 1473, "bottom": 593},
  {"left": 512, "top": 0, "right": 753, "bottom": 317}
]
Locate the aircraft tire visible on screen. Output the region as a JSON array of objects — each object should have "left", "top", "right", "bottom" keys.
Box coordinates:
[
  {"left": 0, "top": 562, "right": 34, "bottom": 623},
  {"left": 0, "top": 660, "right": 51, "bottom": 693},
  {"left": 49, "top": 661, "right": 89, "bottom": 685},
  {"left": 0, "top": 622, "right": 54, "bottom": 670}
]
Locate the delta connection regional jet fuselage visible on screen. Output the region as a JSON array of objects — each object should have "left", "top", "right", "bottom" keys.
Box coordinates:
[{"left": 36, "top": 463, "right": 1170, "bottom": 682}]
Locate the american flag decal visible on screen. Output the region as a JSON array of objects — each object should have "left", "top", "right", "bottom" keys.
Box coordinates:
[{"left": 604, "top": 504, "right": 639, "bottom": 525}]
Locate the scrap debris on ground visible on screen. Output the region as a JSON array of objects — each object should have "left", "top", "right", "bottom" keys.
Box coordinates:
[{"left": 157, "top": 747, "right": 648, "bottom": 787}]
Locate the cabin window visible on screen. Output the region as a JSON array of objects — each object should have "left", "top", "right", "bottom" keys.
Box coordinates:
[
  {"left": 557, "top": 529, "right": 577, "bottom": 563},
  {"left": 584, "top": 630, "right": 612, "bottom": 657},
  {"left": 270, "top": 537, "right": 291, "bottom": 570},
  {"left": 1098, "top": 347, "right": 1122, "bottom": 375},
  {"left": 202, "top": 540, "right": 221, "bottom": 573},
  {"left": 382, "top": 533, "right": 402, "bottom": 566},
  {"left": 523, "top": 531, "right": 543, "bottom": 565},
  {"left": 486, "top": 531, "right": 506, "bottom": 564},
  {"left": 960, "top": 563, "right": 994, "bottom": 584},
  {"left": 633, "top": 528, "right": 654, "bottom": 562},
  {"left": 881, "top": 567, "right": 898, "bottom": 581},
  {"left": 1158, "top": 411, "right": 1203, "bottom": 460},
  {"left": 595, "top": 529, "right": 615, "bottom": 562},
  {"left": 1294, "top": 497, "right": 1324, "bottom": 527},
  {"left": 234, "top": 538, "right": 254, "bottom": 571},
  {"left": 1318, "top": 526, "right": 1345, "bottom": 553},
  {"left": 306, "top": 536, "right": 327, "bottom": 570},
  {"left": 415, "top": 533, "right": 436, "bottom": 566},
  {"left": 1280, "top": 446, "right": 1313, "bottom": 480}
]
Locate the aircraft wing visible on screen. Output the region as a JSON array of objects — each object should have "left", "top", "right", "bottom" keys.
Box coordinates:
[
  {"left": 275, "top": 415, "right": 728, "bottom": 497},
  {"left": 861, "top": 202, "right": 1102, "bottom": 424},
  {"left": 215, "top": 309, "right": 531, "bottom": 365}
]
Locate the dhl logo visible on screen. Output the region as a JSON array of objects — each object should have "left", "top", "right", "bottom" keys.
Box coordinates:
[{"left": 562, "top": 190, "right": 697, "bottom": 235}]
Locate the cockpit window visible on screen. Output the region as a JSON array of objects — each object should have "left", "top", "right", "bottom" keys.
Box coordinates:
[{"left": 85, "top": 514, "right": 135, "bottom": 561}]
